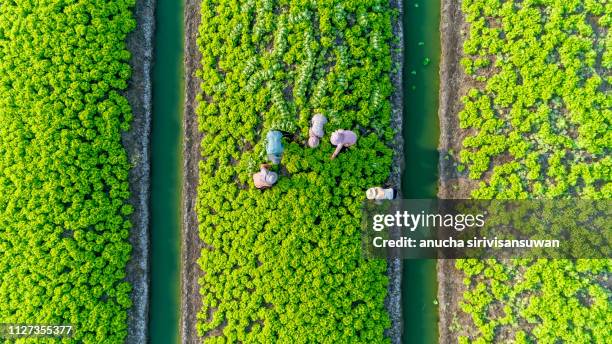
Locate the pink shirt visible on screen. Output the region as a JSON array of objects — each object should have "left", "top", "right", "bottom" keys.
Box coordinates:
[
  {"left": 336, "top": 130, "right": 357, "bottom": 146},
  {"left": 330, "top": 130, "right": 357, "bottom": 159},
  {"left": 253, "top": 166, "right": 277, "bottom": 189}
]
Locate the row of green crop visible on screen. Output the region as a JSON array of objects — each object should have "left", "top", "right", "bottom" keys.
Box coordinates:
[
  {"left": 196, "top": 0, "right": 395, "bottom": 342},
  {"left": 458, "top": 0, "right": 611, "bottom": 199},
  {"left": 457, "top": 258, "right": 610, "bottom": 344},
  {"left": 0, "top": 1, "right": 135, "bottom": 343},
  {"left": 456, "top": 0, "right": 611, "bottom": 343}
]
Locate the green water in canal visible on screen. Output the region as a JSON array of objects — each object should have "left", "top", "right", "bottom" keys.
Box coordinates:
[
  {"left": 401, "top": 0, "right": 441, "bottom": 343},
  {"left": 145, "top": 0, "right": 439, "bottom": 342},
  {"left": 150, "top": 0, "right": 184, "bottom": 343}
]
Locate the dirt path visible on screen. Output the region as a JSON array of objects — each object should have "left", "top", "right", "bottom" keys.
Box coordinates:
[
  {"left": 181, "top": 0, "right": 204, "bottom": 343},
  {"left": 124, "top": 1, "right": 155, "bottom": 343},
  {"left": 437, "top": 0, "right": 479, "bottom": 343}
]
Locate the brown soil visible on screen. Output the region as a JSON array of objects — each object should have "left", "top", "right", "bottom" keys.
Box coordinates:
[
  {"left": 438, "top": 0, "right": 478, "bottom": 201},
  {"left": 437, "top": 0, "right": 479, "bottom": 343},
  {"left": 124, "top": 1, "right": 154, "bottom": 343},
  {"left": 181, "top": 0, "right": 205, "bottom": 343}
]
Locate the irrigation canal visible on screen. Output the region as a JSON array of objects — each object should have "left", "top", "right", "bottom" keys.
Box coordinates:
[
  {"left": 401, "top": 0, "right": 442, "bottom": 342},
  {"left": 145, "top": 0, "right": 441, "bottom": 342},
  {"left": 149, "top": 0, "right": 184, "bottom": 343}
]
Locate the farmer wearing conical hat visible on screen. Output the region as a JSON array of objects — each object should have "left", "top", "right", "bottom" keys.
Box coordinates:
[
  {"left": 330, "top": 129, "right": 357, "bottom": 159},
  {"left": 253, "top": 164, "right": 278, "bottom": 189},
  {"left": 308, "top": 114, "right": 327, "bottom": 148}
]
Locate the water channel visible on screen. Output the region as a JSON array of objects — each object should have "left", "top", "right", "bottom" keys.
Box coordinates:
[
  {"left": 149, "top": 0, "right": 184, "bottom": 342},
  {"left": 145, "top": 0, "right": 440, "bottom": 342},
  {"left": 401, "top": 0, "right": 441, "bottom": 342}
]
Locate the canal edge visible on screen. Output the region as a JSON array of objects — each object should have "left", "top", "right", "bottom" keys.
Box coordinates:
[
  {"left": 181, "top": 0, "right": 205, "bottom": 343},
  {"left": 125, "top": 0, "right": 156, "bottom": 343},
  {"left": 437, "top": 0, "right": 476, "bottom": 342},
  {"left": 387, "top": 0, "right": 405, "bottom": 342}
]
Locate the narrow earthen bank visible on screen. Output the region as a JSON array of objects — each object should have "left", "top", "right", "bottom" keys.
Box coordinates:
[
  {"left": 437, "top": 0, "right": 480, "bottom": 342},
  {"left": 124, "top": 1, "right": 155, "bottom": 343},
  {"left": 386, "top": 0, "right": 405, "bottom": 341},
  {"left": 181, "top": 0, "right": 204, "bottom": 343}
]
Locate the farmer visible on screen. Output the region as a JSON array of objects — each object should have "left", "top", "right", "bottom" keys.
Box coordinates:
[
  {"left": 253, "top": 164, "right": 278, "bottom": 189},
  {"left": 266, "top": 130, "right": 284, "bottom": 164},
  {"left": 308, "top": 114, "right": 327, "bottom": 148},
  {"left": 366, "top": 187, "right": 395, "bottom": 200},
  {"left": 330, "top": 129, "right": 357, "bottom": 159}
]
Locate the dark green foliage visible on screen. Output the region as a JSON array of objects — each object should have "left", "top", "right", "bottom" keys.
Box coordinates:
[
  {"left": 196, "top": 0, "right": 395, "bottom": 341},
  {"left": 0, "top": 1, "right": 136, "bottom": 342}
]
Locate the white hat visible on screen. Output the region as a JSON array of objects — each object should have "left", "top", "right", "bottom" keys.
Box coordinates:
[
  {"left": 366, "top": 188, "right": 378, "bottom": 200},
  {"left": 312, "top": 113, "right": 327, "bottom": 124},
  {"left": 330, "top": 131, "right": 344, "bottom": 145},
  {"left": 308, "top": 136, "right": 320, "bottom": 148},
  {"left": 265, "top": 171, "right": 278, "bottom": 184}
]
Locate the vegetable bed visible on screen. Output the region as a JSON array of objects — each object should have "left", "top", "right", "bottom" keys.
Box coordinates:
[
  {"left": 454, "top": 1, "right": 611, "bottom": 342},
  {"left": 195, "top": 0, "right": 396, "bottom": 342},
  {"left": 0, "top": 1, "right": 136, "bottom": 342}
]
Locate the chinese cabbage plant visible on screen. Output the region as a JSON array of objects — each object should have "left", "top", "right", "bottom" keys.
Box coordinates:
[
  {"left": 0, "top": 1, "right": 136, "bottom": 342},
  {"left": 196, "top": 0, "right": 396, "bottom": 342},
  {"left": 456, "top": 1, "right": 611, "bottom": 343}
]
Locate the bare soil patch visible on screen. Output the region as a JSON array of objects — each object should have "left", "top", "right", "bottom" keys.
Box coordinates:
[{"left": 437, "top": 0, "right": 478, "bottom": 342}]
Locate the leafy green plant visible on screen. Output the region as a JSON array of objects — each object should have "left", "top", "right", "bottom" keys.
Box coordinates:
[
  {"left": 0, "top": 1, "right": 136, "bottom": 343},
  {"left": 456, "top": 1, "right": 611, "bottom": 343},
  {"left": 195, "top": 0, "right": 395, "bottom": 341},
  {"left": 457, "top": 0, "right": 611, "bottom": 199}
]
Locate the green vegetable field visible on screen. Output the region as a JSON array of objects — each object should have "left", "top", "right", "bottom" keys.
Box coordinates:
[
  {"left": 458, "top": 0, "right": 610, "bottom": 199},
  {"left": 456, "top": 0, "right": 611, "bottom": 342},
  {"left": 0, "top": 1, "right": 136, "bottom": 342},
  {"left": 195, "top": 0, "right": 395, "bottom": 341}
]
